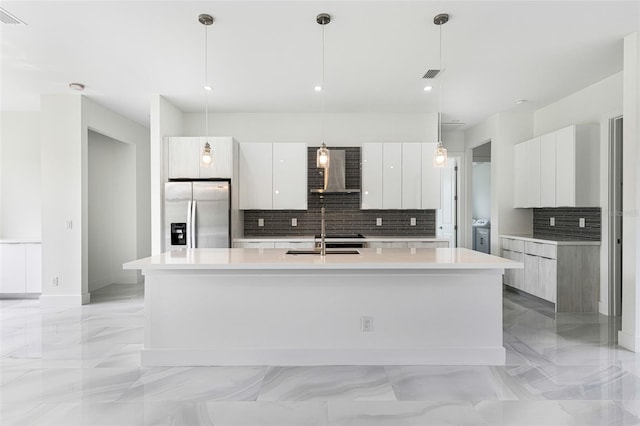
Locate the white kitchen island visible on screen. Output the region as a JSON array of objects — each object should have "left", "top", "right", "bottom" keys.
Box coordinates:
[{"left": 124, "top": 248, "right": 521, "bottom": 367}]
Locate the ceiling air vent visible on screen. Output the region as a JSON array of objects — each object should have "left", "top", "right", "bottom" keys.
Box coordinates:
[
  {"left": 0, "top": 8, "right": 27, "bottom": 25},
  {"left": 422, "top": 69, "right": 441, "bottom": 79}
]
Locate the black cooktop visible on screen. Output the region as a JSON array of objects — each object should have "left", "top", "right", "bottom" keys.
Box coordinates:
[{"left": 315, "top": 233, "right": 365, "bottom": 239}]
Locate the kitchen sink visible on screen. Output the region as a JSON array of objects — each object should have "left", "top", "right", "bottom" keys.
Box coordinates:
[{"left": 285, "top": 249, "right": 361, "bottom": 255}]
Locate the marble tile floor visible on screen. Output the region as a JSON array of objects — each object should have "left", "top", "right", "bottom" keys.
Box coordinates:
[{"left": 3, "top": 284, "right": 640, "bottom": 425}]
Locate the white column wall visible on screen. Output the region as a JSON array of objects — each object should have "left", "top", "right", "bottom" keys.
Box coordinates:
[
  {"left": 463, "top": 112, "right": 534, "bottom": 253},
  {"left": 0, "top": 112, "right": 41, "bottom": 239},
  {"left": 40, "top": 95, "right": 149, "bottom": 306},
  {"left": 620, "top": 32, "right": 640, "bottom": 351},
  {"left": 150, "top": 95, "right": 183, "bottom": 255}
]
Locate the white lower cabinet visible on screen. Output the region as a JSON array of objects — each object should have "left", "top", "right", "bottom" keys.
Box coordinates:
[{"left": 0, "top": 242, "right": 41, "bottom": 294}]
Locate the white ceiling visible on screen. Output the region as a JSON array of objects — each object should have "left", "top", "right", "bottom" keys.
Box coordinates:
[{"left": 2, "top": 1, "right": 639, "bottom": 130}]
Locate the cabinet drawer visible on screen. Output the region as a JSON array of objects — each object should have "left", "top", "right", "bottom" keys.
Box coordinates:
[
  {"left": 501, "top": 238, "right": 524, "bottom": 253},
  {"left": 525, "top": 241, "right": 557, "bottom": 259}
]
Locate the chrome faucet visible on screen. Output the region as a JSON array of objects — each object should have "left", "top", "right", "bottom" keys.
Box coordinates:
[{"left": 320, "top": 205, "right": 326, "bottom": 256}]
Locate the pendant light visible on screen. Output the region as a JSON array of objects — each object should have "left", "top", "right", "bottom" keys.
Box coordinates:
[
  {"left": 199, "top": 13, "right": 214, "bottom": 165},
  {"left": 433, "top": 13, "right": 449, "bottom": 168},
  {"left": 316, "top": 13, "right": 331, "bottom": 170}
]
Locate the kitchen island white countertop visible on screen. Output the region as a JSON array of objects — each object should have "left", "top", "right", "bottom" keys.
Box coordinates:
[
  {"left": 124, "top": 247, "right": 520, "bottom": 271},
  {"left": 124, "top": 247, "right": 520, "bottom": 367}
]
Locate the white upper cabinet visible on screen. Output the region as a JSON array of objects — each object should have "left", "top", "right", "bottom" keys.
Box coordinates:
[
  {"left": 239, "top": 143, "right": 273, "bottom": 209},
  {"left": 526, "top": 137, "right": 541, "bottom": 208},
  {"left": 513, "top": 124, "right": 599, "bottom": 208},
  {"left": 272, "top": 143, "right": 307, "bottom": 210},
  {"left": 421, "top": 143, "right": 442, "bottom": 209},
  {"left": 362, "top": 142, "right": 442, "bottom": 210},
  {"left": 401, "top": 143, "right": 422, "bottom": 209},
  {"left": 513, "top": 142, "right": 527, "bottom": 208},
  {"left": 238, "top": 142, "right": 307, "bottom": 210},
  {"left": 540, "top": 132, "right": 557, "bottom": 207},
  {"left": 168, "top": 137, "right": 200, "bottom": 179},
  {"left": 199, "top": 137, "right": 233, "bottom": 179},
  {"left": 382, "top": 143, "right": 402, "bottom": 209},
  {"left": 167, "top": 137, "right": 234, "bottom": 179},
  {"left": 362, "top": 143, "right": 383, "bottom": 209}
]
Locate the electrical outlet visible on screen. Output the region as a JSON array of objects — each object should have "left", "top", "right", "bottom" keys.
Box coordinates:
[
  {"left": 291, "top": 218, "right": 297, "bottom": 227},
  {"left": 52, "top": 277, "right": 59, "bottom": 287},
  {"left": 65, "top": 220, "right": 73, "bottom": 230},
  {"left": 376, "top": 218, "right": 383, "bottom": 226},
  {"left": 550, "top": 217, "right": 555, "bottom": 226},
  {"left": 579, "top": 218, "right": 586, "bottom": 228},
  {"left": 258, "top": 218, "right": 264, "bottom": 227},
  {"left": 410, "top": 217, "right": 416, "bottom": 226},
  {"left": 361, "top": 316, "right": 373, "bottom": 332}
]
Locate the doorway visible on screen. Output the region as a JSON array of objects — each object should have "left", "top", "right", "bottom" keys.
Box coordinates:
[
  {"left": 437, "top": 157, "right": 459, "bottom": 247},
  {"left": 471, "top": 142, "right": 491, "bottom": 253},
  {"left": 609, "top": 116, "right": 623, "bottom": 318}
]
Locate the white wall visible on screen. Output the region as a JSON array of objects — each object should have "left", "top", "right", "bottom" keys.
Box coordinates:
[
  {"left": 472, "top": 162, "right": 491, "bottom": 220},
  {"left": 0, "top": 112, "right": 41, "bottom": 239},
  {"left": 40, "top": 95, "right": 149, "bottom": 306},
  {"left": 464, "top": 112, "right": 534, "bottom": 252},
  {"left": 150, "top": 95, "right": 184, "bottom": 255},
  {"left": 619, "top": 32, "right": 640, "bottom": 351},
  {"left": 182, "top": 112, "right": 438, "bottom": 144},
  {"left": 88, "top": 131, "right": 137, "bottom": 291},
  {"left": 533, "top": 72, "right": 623, "bottom": 316}
]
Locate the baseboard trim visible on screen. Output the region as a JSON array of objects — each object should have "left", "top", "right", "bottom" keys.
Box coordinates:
[
  {"left": 39, "top": 293, "right": 91, "bottom": 306},
  {"left": 618, "top": 330, "right": 639, "bottom": 352}
]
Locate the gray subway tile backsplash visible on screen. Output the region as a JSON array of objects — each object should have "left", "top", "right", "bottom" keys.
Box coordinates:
[
  {"left": 533, "top": 207, "right": 601, "bottom": 241},
  {"left": 243, "top": 146, "right": 437, "bottom": 237}
]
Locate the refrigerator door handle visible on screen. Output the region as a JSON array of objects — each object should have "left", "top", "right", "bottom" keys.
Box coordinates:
[
  {"left": 186, "top": 200, "right": 193, "bottom": 248},
  {"left": 191, "top": 200, "right": 197, "bottom": 248}
]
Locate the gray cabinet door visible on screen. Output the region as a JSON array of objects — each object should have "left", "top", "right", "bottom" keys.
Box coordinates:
[
  {"left": 524, "top": 253, "right": 540, "bottom": 298},
  {"left": 539, "top": 257, "right": 557, "bottom": 303}
]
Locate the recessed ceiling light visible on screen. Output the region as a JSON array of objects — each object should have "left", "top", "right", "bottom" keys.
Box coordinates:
[
  {"left": 68, "top": 82, "right": 85, "bottom": 91},
  {"left": 314, "top": 85, "right": 322, "bottom": 92},
  {"left": 423, "top": 86, "right": 433, "bottom": 92},
  {"left": 515, "top": 99, "right": 527, "bottom": 104},
  {"left": 204, "top": 85, "right": 213, "bottom": 91}
]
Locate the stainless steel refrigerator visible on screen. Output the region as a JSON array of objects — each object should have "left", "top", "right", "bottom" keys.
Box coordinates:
[{"left": 164, "top": 181, "right": 230, "bottom": 249}]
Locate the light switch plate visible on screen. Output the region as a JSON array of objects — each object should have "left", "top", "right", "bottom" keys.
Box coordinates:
[
  {"left": 410, "top": 217, "right": 416, "bottom": 226},
  {"left": 376, "top": 218, "right": 383, "bottom": 226},
  {"left": 258, "top": 218, "right": 264, "bottom": 227},
  {"left": 291, "top": 218, "right": 297, "bottom": 227},
  {"left": 579, "top": 218, "right": 585, "bottom": 228},
  {"left": 550, "top": 217, "right": 555, "bottom": 226}
]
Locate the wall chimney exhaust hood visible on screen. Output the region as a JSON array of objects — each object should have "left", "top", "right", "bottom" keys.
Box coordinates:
[{"left": 311, "top": 149, "right": 360, "bottom": 194}]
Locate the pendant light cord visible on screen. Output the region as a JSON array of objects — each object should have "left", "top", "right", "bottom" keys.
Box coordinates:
[
  {"left": 438, "top": 22, "right": 442, "bottom": 144},
  {"left": 321, "top": 23, "right": 325, "bottom": 144},
  {"left": 204, "top": 23, "right": 209, "bottom": 139}
]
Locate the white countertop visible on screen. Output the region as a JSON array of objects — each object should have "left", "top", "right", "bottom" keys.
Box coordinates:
[
  {"left": 124, "top": 247, "right": 522, "bottom": 271},
  {"left": 499, "top": 234, "right": 600, "bottom": 246},
  {"left": 233, "top": 236, "right": 449, "bottom": 243},
  {"left": 0, "top": 239, "right": 41, "bottom": 244}
]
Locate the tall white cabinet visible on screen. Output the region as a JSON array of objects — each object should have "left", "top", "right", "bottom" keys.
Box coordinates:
[
  {"left": 362, "top": 142, "right": 441, "bottom": 210},
  {"left": 238, "top": 142, "right": 307, "bottom": 210},
  {"left": 513, "top": 124, "right": 599, "bottom": 208}
]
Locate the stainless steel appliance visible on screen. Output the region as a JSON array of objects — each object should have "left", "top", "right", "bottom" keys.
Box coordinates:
[
  {"left": 314, "top": 233, "right": 366, "bottom": 249},
  {"left": 165, "top": 180, "right": 230, "bottom": 249}
]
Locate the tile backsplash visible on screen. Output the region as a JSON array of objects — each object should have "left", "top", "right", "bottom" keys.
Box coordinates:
[
  {"left": 243, "top": 146, "right": 437, "bottom": 237},
  {"left": 533, "top": 207, "right": 601, "bottom": 241}
]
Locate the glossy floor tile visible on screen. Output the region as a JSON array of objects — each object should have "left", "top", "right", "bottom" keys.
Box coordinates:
[{"left": 3, "top": 284, "right": 640, "bottom": 425}]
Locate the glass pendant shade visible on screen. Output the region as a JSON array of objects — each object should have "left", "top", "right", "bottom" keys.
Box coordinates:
[
  {"left": 316, "top": 143, "right": 330, "bottom": 168},
  {"left": 202, "top": 141, "right": 212, "bottom": 165},
  {"left": 433, "top": 142, "right": 448, "bottom": 167}
]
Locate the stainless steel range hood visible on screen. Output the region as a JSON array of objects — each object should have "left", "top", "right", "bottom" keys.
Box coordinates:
[{"left": 310, "top": 149, "right": 360, "bottom": 194}]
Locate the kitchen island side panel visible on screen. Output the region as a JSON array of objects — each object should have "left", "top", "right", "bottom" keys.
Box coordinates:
[{"left": 140, "top": 268, "right": 505, "bottom": 366}]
